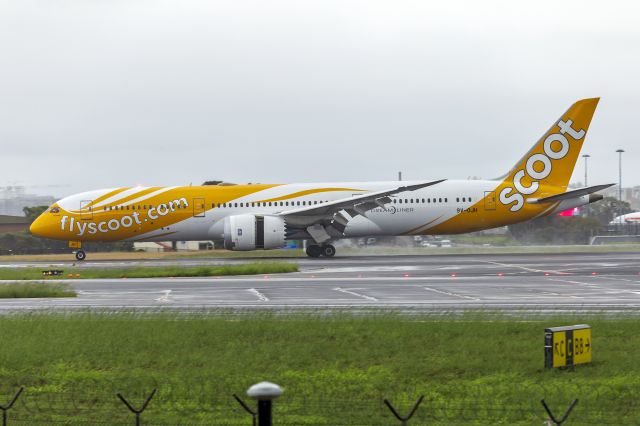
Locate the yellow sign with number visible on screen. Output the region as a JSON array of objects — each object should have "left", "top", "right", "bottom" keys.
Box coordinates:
[
  {"left": 552, "top": 331, "right": 567, "bottom": 367},
  {"left": 545, "top": 325, "right": 592, "bottom": 369},
  {"left": 572, "top": 328, "right": 592, "bottom": 365}
]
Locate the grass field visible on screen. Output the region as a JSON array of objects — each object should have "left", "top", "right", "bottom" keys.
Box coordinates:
[
  {"left": 0, "top": 262, "right": 298, "bottom": 280},
  {"left": 0, "top": 282, "right": 75, "bottom": 298},
  {"left": 0, "top": 313, "right": 637, "bottom": 425}
]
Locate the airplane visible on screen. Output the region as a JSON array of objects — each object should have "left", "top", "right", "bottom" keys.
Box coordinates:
[
  {"left": 609, "top": 212, "right": 640, "bottom": 225},
  {"left": 30, "top": 98, "right": 614, "bottom": 260}
]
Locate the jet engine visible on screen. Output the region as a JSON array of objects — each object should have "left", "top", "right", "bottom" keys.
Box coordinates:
[{"left": 223, "top": 214, "right": 286, "bottom": 250}]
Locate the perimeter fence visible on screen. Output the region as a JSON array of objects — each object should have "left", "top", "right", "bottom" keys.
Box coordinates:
[{"left": 0, "top": 378, "right": 639, "bottom": 425}]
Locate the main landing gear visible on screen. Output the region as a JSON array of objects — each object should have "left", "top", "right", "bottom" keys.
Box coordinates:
[
  {"left": 306, "top": 244, "right": 336, "bottom": 258},
  {"left": 74, "top": 250, "right": 86, "bottom": 261}
]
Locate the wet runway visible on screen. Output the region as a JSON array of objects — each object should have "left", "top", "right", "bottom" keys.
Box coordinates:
[{"left": 1, "top": 252, "right": 640, "bottom": 314}]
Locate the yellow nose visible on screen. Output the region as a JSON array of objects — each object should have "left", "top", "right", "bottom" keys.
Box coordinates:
[{"left": 29, "top": 214, "right": 47, "bottom": 237}]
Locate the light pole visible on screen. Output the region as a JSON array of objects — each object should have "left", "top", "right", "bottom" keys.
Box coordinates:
[
  {"left": 582, "top": 154, "right": 590, "bottom": 187},
  {"left": 616, "top": 149, "right": 625, "bottom": 219},
  {"left": 582, "top": 154, "right": 591, "bottom": 218}
]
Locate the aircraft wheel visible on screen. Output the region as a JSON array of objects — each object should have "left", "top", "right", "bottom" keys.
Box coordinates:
[
  {"left": 75, "top": 250, "right": 86, "bottom": 261},
  {"left": 322, "top": 244, "right": 336, "bottom": 257},
  {"left": 306, "top": 245, "right": 322, "bottom": 258}
]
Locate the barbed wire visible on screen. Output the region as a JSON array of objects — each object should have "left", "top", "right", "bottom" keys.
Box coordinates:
[{"left": 1, "top": 379, "right": 639, "bottom": 425}]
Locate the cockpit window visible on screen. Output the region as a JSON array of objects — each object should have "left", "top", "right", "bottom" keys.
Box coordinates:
[{"left": 50, "top": 207, "right": 60, "bottom": 214}]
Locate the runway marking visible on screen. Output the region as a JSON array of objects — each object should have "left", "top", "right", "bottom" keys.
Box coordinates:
[
  {"left": 333, "top": 287, "right": 378, "bottom": 302},
  {"left": 62, "top": 276, "right": 502, "bottom": 285},
  {"left": 315, "top": 266, "right": 421, "bottom": 273},
  {"left": 247, "top": 288, "right": 269, "bottom": 302},
  {"left": 155, "top": 290, "right": 172, "bottom": 303},
  {"left": 423, "top": 286, "right": 479, "bottom": 301},
  {"left": 547, "top": 277, "right": 598, "bottom": 286},
  {"left": 484, "top": 261, "right": 568, "bottom": 275},
  {"left": 600, "top": 276, "right": 640, "bottom": 284}
]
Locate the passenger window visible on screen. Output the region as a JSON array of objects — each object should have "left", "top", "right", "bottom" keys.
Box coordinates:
[
  {"left": 234, "top": 203, "right": 238, "bottom": 207},
  {"left": 438, "top": 198, "right": 442, "bottom": 203},
  {"left": 445, "top": 198, "right": 448, "bottom": 202},
  {"left": 399, "top": 199, "right": 403, "bottom": 204}
]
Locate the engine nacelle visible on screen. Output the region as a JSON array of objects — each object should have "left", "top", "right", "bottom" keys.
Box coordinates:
[{"left": 223, "top": 214, "right": 286, "bottom": 251}]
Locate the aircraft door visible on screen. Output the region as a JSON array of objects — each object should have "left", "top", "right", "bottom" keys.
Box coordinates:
[
  {"left": 484, "top": 191, "right": 496, "bottom": 211},
  {"left": 80, "top": 200, "right": 93, "bottom": 220},
  {"left": 193, "top": 198, "right": 206, "bottom": 217}
]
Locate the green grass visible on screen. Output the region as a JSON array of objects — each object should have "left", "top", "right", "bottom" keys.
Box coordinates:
[
  {"left": 0, "top": 313, "right": 638, "bottom": 424},
  {"left": 0, "top": 282, "right": 76, "bottom": 298},
  {"left": 0, "top": 262, "right": 298, "bottom": 280}
]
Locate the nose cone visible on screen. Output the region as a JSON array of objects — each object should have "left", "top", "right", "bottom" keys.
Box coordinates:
[
  {"left": 29, "top": 214, "right": 47, "bottom": 237},
  {"left": 30, "top": 207, "right": 61, "bottom": 239}
]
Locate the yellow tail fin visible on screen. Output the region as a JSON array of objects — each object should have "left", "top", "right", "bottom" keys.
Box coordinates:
[{"left": 498, "top": 98, "right": 599, "bottom": 212}]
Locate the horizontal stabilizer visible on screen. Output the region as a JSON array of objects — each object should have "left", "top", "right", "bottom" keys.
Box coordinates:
[{"left": 528, "top": 183, "right": 615, "bottom": 204}]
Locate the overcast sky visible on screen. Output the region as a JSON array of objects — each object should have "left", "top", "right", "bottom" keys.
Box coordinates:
[{"left": 1, "top": 0, "right": 639, "bottom": 198}]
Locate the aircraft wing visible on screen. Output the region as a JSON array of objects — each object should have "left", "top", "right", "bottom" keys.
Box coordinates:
[{"left": 278, "top": 179, "right": 446, "bottom": 243}]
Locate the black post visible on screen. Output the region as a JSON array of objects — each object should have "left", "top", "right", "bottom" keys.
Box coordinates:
[
  {"left": 541, "top": 399, "right": 578, "bottom": 425},
  {"left": 257, "top": 400, "right": 272, "bottom": 426},
  {"left": 117, "top": 389, "right": 156, "bottom": 426},
  {"left": 0, "top": 388, "right": 23, "bottom": 426},
  {"left": 246, "top": 382, "right": 282, "bottom": 426},
  {"left": 384, "top": 396, "right": 424, "bottom": 426}
]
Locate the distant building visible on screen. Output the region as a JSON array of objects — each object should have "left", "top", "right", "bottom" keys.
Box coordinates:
[
  {"left": 0, "top": 215, "right": 29, "bottom": 234},
  {"left": 0, "top": 186, "right": 55, "bottom": 216}
]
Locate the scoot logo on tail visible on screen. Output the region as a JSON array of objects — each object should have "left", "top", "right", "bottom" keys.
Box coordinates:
[{"left": 499, "top": 119, "right": 585, "bottom": 212}]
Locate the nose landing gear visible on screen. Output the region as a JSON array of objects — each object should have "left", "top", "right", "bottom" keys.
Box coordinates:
[
  {"left": 74, "top": 250, "right": 86, "bottom": 261},
  {"left": 69, "top": 241, "right": 86, "bottom": 261},
  {"left": 305, "top": 244, "right": 336, "bottom": 258}
]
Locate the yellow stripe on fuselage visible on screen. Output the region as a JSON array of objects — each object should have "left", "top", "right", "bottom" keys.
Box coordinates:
[
  {"left": 83, "top": 187, "right": 133, "bottom": 210},
  {"left": 254, "top": 187, "right": 365, "bottom": 203}
]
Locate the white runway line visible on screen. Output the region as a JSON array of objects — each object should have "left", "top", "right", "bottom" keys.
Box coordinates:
[
  {"left": 423, "top": 286, "right": 479, "bottom": 301},
  {"left": 247, "top": 288, "right": 269, "bottom": 302},
  {"left": 155, "top": 290, "right": 172, "bottom": 303},
  {"left": 333, "top": 287, "right": 378, "bottom": 302},
  {"left": 600, "top": 276, "right": 640, "bottom": 284},
  {"left": 484, "top": 260, "right": 568, "bottom": 275},
  {"left": 547, "top": 277, "right": 599, "bottom": 287}
]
